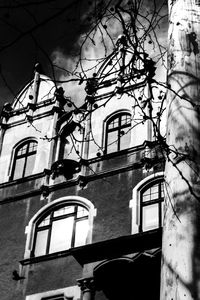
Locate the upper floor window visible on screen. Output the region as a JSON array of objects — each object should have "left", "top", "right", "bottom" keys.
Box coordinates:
[
  {"left": 130, "top": 173, "right": 164, "bottom": 234},
  {"left": 32, "top": 203, "right": 89, "bottom": 257},
  {"left": 140, "top": 180, "right": 164, "bottom": 232},
  {"left": 105, "top": 112, "right": 131, "bottom": 154},
  {"left": 11, "top": 140, "right": 38, "bottom": 180}
]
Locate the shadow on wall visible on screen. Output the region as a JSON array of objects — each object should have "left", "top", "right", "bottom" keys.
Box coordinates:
[{"left": 94, "top": 251, "right": 161, "bottom": 300}]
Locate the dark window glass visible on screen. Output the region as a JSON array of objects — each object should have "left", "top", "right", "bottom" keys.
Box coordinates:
[
  {"left": 11, "top": 140, "right": 37, "bottom": 180},
  {"left": 33, "top": 204, "right": 89, "bottom": 257},
  {"left": 140, "top": 180, "right": 164, "bottom": 232},
  {"left": 105, "top": 113, "right": 131, "bottom": 154}
]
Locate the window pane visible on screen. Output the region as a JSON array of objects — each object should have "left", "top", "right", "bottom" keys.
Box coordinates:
[
  {"left": 151, "top": 184, "right": 158, "bottom": 194},
  {"left": 77, "top": 206, "right": 88, "bottom": 218},
  {"left": 120, "top": 127, "right": 131, "bottom": 150},
  {"left": 142, "top": 193, "right": 151, "bottom": 202},
  {"left": 107, "top": 131, "right": 118, "bottom": 153},
  {"left": 108, "top": 117, "right": 119, "bottom": 129},
  {"left": 142, "top": 184, "right": 159, "bottom": 202},
  {"left": 142, "top": 203, "right": 159, "bottom": 231},
  {"left": 29, "top": 142, "right": 37, "bottom": 152},
  {"left": 38, "top": 215, "right": 50, "bottom": 227},
  {"left": 53, "top": 206, "right": 75, "bottom": 217},
  {"left": 49, "top": 217, "right": 74, "bottom": 253},
  {"left": 74, "top": 219, "right": 89, "bottom": 247},
  {"left": 17, "top": 144, "right": 28, "bottom": 156},
  {"left": 24, "top": 154, "right": 36, "bottom": 177},
  {"left": 121, "top": 115, "right": 131, "bottom": 125},
  {"left": 13, "top": 157, "right": 25, "bottom": 179},
  {"left": 108, "top": 120, "right": 115, "bottom": 129},
  {"left": 34, "top": 230, "right": 48, "bottom": 256},
  {"left": 150, "top": 184, "right": 159, "bottom": 200}
]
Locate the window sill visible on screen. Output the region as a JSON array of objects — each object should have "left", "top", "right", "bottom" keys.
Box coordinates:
[
  {"left": 20, "top": 248, "right": 74, "bottom": 265},
  {"left": 0, "top": 171, "right": 45, "bottom": 188},
  {"left": 20, "top": 228, "right": 162, "bottom": 266}
]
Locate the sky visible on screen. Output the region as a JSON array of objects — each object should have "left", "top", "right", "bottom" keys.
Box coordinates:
[
  {"left": 0, "top": 0, "right": 93, "bottom": 106},
  {"left": 0, "top": 0, "right": 168, "bottom": 111}
]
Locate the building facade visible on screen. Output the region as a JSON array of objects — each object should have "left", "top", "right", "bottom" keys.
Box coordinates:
[{"left": 0, "top": 39, "right": 164, "bottom": 300}]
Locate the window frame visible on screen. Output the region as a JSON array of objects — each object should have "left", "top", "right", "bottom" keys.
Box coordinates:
[
  {"left": 104, "top": 112, "right": 132, "bottom": 154},
  {"left": 10, "top": 139, "right": 38, "bottom": 180}
]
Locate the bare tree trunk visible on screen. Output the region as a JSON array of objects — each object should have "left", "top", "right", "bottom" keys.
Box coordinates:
[{"left": 160, "top": 1, "right": 200, "bottom": 300}]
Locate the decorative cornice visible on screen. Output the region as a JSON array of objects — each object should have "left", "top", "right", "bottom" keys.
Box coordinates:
[
  {"left": 11, "top": 98, "right": 55, "bottom": 116},
  {"left": 4, "top": 110, "right": 55, "bottom": 128},
  {"left": 0, "top": 162, "right": 141, "bottom": 204},
  {"left": 0, "top": 143, "right": 164, "bottom": 204}
]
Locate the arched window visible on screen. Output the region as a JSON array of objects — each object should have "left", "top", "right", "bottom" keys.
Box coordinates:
[
  {"left": 25, "top": 197, "right": 97, "bottom": 258},
  {"left": 140, "top": 179, "right": 164, "bottom": 232},
  {"left": 32, "top": 203, "right": 89, "bottom": 256},
  {"left": 105, "top": 112, "right": 131, "bottom": 154},
  {"left": 11, "top": 140, "right": 38, "bottom": 180},
  {"left": 130, "top": 173, "right": 164, "bottom": 234}
]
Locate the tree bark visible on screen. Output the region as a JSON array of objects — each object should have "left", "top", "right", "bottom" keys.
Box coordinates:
[{"left": 161, "top": 1, "right": 200, "bottom": 300}]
